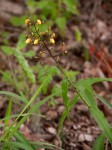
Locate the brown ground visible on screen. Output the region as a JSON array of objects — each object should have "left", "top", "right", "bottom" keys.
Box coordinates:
[{"left": 0, "top": 0, "right": 112, "bottom": 150}]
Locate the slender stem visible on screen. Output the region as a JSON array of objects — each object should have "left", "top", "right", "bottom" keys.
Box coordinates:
[{"left": 34, "top": 24, "right": 90, "bottom": 108}]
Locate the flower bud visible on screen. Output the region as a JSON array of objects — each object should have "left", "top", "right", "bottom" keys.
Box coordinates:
[
  {"left": 50, "top": 38, "right": 55, "bottom": 44},
  {"left": 51, "top": 33, "right": 55, "bottom": 38},
  {"left": 25, "top": 19, "right": 30, "bottom": 26},
  {"left": 25, "top": 38, "right": 31, "bottom": 44},
  {"left": 34, "top": 39, "right": 38, "bottom": 45},
  {"left": 37, "top": 19, "right": 41, "bottom": 25}
]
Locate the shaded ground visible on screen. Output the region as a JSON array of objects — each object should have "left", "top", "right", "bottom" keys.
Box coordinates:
[{"left": 0, "top": 0, "right": 112, "bottom": 149}]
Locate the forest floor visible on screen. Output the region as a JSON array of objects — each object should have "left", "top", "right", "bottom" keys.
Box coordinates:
[{"left": 0, "top": 0, "right": 112, "bottom": 150}]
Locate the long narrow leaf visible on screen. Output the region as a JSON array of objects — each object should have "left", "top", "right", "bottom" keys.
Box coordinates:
[
  {"left": 62, "top": 79, "right": 69, "bottom": 113},
  {"left": 30, "top": 141, "right": 64, "bottom": 150},
  {"left": 0, "top": 91, "right": 28, "bottom": 104},
  {"left": 14, "top": 131, "right": 34, "bottom": 150},
  {"left": 97, "top": 95, "right": 112, "bottom": 109},
  {"left": 92, "top": 134, "right": 105, "bottom": 150},
  {"left": 90, "top": 107, "right": 112, "bottom": 144},
  {"left": 58, "top": 95, "right": 79, "bottom": 133},
  {"left": 4, "top": 99, "right": 12, "bottom": 127},
  {"left": 7, "top": 94, "right": 54, "bottom": 140},
  {"left": 9, "top": 142, "right": 33, "bottom": 150},
  {"left": 0, "top": 75, "right": 50, "bottom": 141}
]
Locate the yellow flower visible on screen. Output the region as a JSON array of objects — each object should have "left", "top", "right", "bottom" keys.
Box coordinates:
[
  {"left": 34, "top": 39, "right": 38, "bottom": 45},
  {"left": 50, "top": 38, "right": 55, "bottom": 44},
  {"left": 25, "top": 19, "right": 30, "bottom": 25},
  {"left": 37, "top": 19, "right": 41, "bottom": 25},
  {"left": 51, "top": 33, "right": 55, "bottom": 38},
  {"left": 25, "top": 38, "right": 31, "bottom": 44}
]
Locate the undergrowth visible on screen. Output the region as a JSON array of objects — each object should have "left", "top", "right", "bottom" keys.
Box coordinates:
[{"left": 0, "top": 17, "right": 112, "bottom": 150}]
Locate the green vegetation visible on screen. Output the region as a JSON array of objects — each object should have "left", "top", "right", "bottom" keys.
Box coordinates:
[{"left": 0, "top": 0, "right": 112, "bottom": 149}]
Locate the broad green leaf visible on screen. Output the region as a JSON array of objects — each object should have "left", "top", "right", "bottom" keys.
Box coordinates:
[
  {"left": 63, "top": 0, "right": 79, "bottom": 15},
  {"left": 4, "top": 99, "right": 12, "bottom": 127},
  {"left": 92, "top": 134, "right": 105, "bottom": 150},
  {"left": 1, "top": 46, "right": 13, "bottom": 55},
  {"left": 36, "top": 0, "right": 50, "bottom": 9},
  {"left": 10, "top": 15, "right": 26, "bottom": 26},
  {"left": 97, "top": 95, "right": 112, "bottom": 109},
  {"left": 90, "top": 107, "right": 112, "bottom": 144},
  {"left": 55, "top": 17, "right": 66, "bottom": 35}
]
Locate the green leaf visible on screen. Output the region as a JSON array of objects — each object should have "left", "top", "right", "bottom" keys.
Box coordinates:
[
  {"left": 75, "top": 29, "right": 82, "bottom": 42},
  {"left": 65, "top": 70, "right": 78, "bottom": 82},
  {"left": 92, "top": 134, "right": 105, "bottom": 150},
  {"left": 1, "top": 71, "right": 13, "bottom": 84},
  {"left": 0, "top": 91, "right": 28, "bottom": 104},
  {"left": 7, "top": 94, "right": 53, "bottom": 140},
  {"left": 52, "top": 85, "right": 62, "bottom": 97},
  {"left": 97, "top": 95, "right": 112, "bottom": 109},
  {"left": 63, "top": 0, "right": 79, "bottom": 15},
  {"left": 75, "top": 78, "right": 112, "bottom": 144},
  {"left": 1, "top": 46, "right": 13, "bottom": 55},
  {"left": 10, "top": 15, "right": 26, "bottom": 26},
  {"left": 9, "top": 142, "right": 34, "bottom": 150},
  {"left": 36, "top": 0, "right": 50, "bottom": 9},
  {"left": 90, "top": 107, "right": 112, "bottom": 144},
  {"left": 30, "top": 141, "right": 64, "bottom": 150},
  {"left": 17, "top": 33, "right": 27, "bottom": 50},
  {"left": 26, "top": 0, "right": 38, "bottom": 13},
  {"left": 4, "top": 99, "right": 12, "bottom": 127},
  {"left": 75, "top": 78, "right": 112, "bottom": 107},
  {"left": 14, "top": 131, "right": 34, "bottom": 150},
  {"left": 58, "top": 94, "right": 79, "bottom": 133},
  {"left": 62, "top": 79, "right": 69, "bottom": 109},
  {"left": 55, "top": 17, "right": 66, "bottom": 35},
  {"left": 14, "top": 49, "right": 36, "bottom": 84},
  {"left": 23, "top": 51, "right": 36, "bottom": 58},
  {"left": 37, "top": 65, "right": 60, "bottom": 94},
  {"left": 0, "top": 76, "right": 51, "bottom": 141},
  {"left": 83, "top": 47, "right": 89, "bottom": 61}
]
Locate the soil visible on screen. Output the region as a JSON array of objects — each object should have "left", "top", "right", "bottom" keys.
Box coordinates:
[{"left": 0, "top": 0, "right": 112, "bottom": 150}]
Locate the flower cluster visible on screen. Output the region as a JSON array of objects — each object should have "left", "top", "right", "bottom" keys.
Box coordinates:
[
  {"left": 25, "top": 18, "right": 55, "bottom": 45},
  {"left": 25, "top": 18, "right": 67, "bottom": 63}
]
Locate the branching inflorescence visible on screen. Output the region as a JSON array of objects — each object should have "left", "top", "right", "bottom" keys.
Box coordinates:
[{"left": 25, "top": 18, "right": 67, "bottom": 64}]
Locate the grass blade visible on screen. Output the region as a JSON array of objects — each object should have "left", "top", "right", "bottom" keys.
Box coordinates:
[
  {"left": 90, "top": 107, "right": 112, "bottom": 144},
  {"left": 97, "top": 95, "right": 112, "bottom": 109},
  {"left": 4, "top": 99, "right": 12, "bottom": 127},
  {"left": 92, "top": 134, "right": 105, "bottom": 150},
  {"left": 0, "top": 91, "right": 28, "bottom": 104}
]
